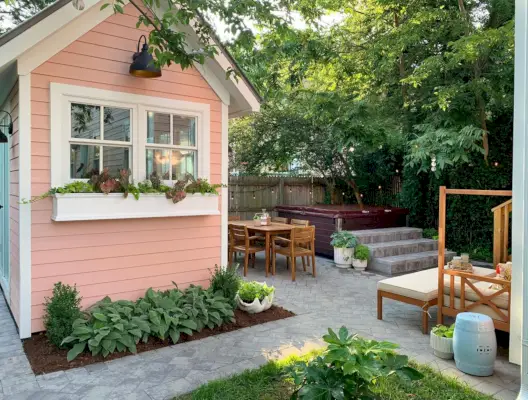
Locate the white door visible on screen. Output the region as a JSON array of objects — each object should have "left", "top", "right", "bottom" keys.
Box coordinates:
[{"left": 0, "top": 138, "right": 9, "bottom": 292}]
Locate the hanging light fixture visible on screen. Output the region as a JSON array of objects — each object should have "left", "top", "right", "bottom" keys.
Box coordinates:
[
  {"left": 130, "top": 35, "right": 162, "bottom": 78},
  {"left": 0, "top": 111, "right": 13, "bottom": 144}
]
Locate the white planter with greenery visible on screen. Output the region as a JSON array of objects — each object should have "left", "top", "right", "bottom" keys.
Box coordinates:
[
  {"left": 430, "top": 324, "right": 454, "bottom": 359},
  {"left": 331, "top": 231, "right": 358, "bottom": 268},
  {"left": 236, "top": 281, "right": 275, "bottom": 314},
  {"left": 352, "top": 244, "right": 370, "bottom": 271}
]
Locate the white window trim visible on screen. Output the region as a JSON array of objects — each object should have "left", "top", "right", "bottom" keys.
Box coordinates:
[{"left": 50, "top": 83, "right": 211, "bottom": 188}]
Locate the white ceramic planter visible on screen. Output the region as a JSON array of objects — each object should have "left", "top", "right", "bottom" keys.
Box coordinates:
[
  {"left": 51, "top": 193, "right": 220, "bottom": 221},
  {"left": 235, "top": 291, "right": 274, "bottom": 314},
  {"left": 333, "top": 247, "right": 354, "bottom": 268},
  {"left": 352, "top": 259, "right": 368, "bottom": 271},
  {"left": 430, "top": 334, "right": 454, "bottom": 359}
]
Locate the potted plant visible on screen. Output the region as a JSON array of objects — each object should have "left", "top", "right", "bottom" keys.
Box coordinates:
[
  {"left": 430, "top": 324, "right": 455, "bottom": 359},
  {"left": 330, "top": 231, "right": 358, "bottom": 268},
  {"left": 253, "top": 213, "right": 262, "bottom": 226},
  {"left": 353, "top": 244, "right": 369, "bottom": 271},
  {"left": 235, "top": 281, "right": 275, "bottom": 313}
]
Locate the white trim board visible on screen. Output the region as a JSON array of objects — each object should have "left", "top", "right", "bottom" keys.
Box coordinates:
[
  {"left": 50, "top": 82, "right": 211, "bottom": 187},
  {"left": 221, "top": 102, "right": 228, "bottom": 266},
  {"left": 18, "top": 74, "right": 32, "bottom": 339}
]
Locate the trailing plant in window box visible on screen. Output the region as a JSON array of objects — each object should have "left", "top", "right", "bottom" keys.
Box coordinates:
[
  {"left": 288, "top": 327, "right": 423, "bottom": 399},
  {"left": 22, "top": 169, "right": 222, "bottom": 204}
]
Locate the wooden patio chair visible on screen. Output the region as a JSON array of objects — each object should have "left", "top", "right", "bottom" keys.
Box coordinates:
[
  {"left": 228, "top": 215, "right": 241, "bottom": 221},
  {"left": 291, "top": 218, "right": 310, "bottom": 267},
  {"left": 272, "top": 216, "right": 289, "bottom": 224},
  {"left": 228, "top": 225, "right": 265, "bottom": 276},
  {"left": 272, "top": 226, "right": 316, "bottom": 281}
]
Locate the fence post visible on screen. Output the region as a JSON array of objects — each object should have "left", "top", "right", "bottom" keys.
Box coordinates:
[{"left": 278, "top": 177, "right": 285, "bottom": 206}]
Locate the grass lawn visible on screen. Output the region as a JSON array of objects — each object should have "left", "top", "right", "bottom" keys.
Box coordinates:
[{"left": 175, "top": 355, "right": 493, "bottom": 400}]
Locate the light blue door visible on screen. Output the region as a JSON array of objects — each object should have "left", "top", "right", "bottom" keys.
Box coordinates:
[{"left": 0, "top": 140, "right": 9, "bottom": 292}]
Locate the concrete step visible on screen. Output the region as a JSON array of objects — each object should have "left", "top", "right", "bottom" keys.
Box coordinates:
[
  {"left": 350, "top": 227, "right": 423, "bottom": 244},
  {"left": 366, "top": 238, "right": 438, "bottom": 258},
  {"left": 368, "top": 250, "right": 456, "bottom": 276}
]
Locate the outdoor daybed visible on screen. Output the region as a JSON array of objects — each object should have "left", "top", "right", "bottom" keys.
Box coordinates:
[{"left": 377, "top": 266, "right": 496, "bottom": 334}]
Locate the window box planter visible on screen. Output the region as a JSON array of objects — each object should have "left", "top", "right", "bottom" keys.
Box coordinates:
[{"left": 51, "top": 193, "right": 219, "bottom": 221}]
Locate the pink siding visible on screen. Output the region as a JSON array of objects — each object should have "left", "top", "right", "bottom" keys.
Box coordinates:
[
  {"left": 8, "top": 83, "right": 20, "bottom": 326},
  {"left": 29, "top": 5, "right": 223, "bottom": 332}
]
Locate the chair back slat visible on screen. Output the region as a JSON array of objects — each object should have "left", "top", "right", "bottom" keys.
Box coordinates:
[
  {"left": 272, "top": 216, "right": 289, "bottom": 224},
  {"left": 228, "top": 215, "right": 241, "bottom": 221},
  {"left": 291, "top": 218, "right": 310, "bottom": 227},
  {"left": 293, "top": 226, "right": 314, "bottom": 245},
  {"left": 229, "top": 225, "right": 247, "bottom": 245}
]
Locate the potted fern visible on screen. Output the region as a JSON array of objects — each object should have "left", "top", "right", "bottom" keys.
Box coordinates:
[
  {"left": 352, "top": 244, "right": 369, "bottom": 271},
  {"left": 330, "top": 231, "right": 358, "bottom": 268},
  {"left": 430, "top": 324, "right": 455, "bottom": 359}
]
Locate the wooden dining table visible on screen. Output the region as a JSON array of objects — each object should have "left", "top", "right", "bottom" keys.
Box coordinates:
[{"left": 228, "top": 220, "right": 295, "bottom": 277}]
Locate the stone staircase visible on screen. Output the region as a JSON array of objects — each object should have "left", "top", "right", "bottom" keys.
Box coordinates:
[{"left": 350, "top": 227, "right": 456, "bottom": 276}]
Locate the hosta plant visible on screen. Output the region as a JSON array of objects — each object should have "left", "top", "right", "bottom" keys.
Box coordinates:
[
  {"left": 61, "top": 297, "right": 151, "bottom": 361},
  {"left": 288, "top": 327, "right": 423, "bottom": 399}
]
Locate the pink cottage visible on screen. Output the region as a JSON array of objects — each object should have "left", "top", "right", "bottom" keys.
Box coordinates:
[{"left": 0, "top": 0, "right": 260, "bottom": 338}]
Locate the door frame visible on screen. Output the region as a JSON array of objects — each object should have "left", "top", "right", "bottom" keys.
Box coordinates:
[{"left": 0, "top": 105, "right": 10, "bottom": 298}]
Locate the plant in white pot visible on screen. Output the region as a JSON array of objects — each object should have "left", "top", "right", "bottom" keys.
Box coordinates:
[
  {"left": 235, "top": 281, "right": 275, "bottom": 314},
  {"left": 430, "top": 324, "right": 455, "bottom": 359},
  {"left": 330, "top": 231, "right": 358, "bottom": 268},
  {"left": 352, "top": 244, "right": 369, "bottom": 271}
]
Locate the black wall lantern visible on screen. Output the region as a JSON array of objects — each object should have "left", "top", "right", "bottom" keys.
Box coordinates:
[
  {"left": 130, "top": 35, "right": 162, "bottom": 78},
  {"left": 0, "top": 111, "right": 13, "bottom": 144}
]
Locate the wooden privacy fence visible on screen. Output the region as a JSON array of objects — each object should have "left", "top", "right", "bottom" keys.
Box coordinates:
[{"left": 228, "top": 176, "right": 326, "bottom": 220}]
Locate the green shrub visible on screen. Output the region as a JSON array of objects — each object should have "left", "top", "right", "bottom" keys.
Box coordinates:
[
  {"left": 62, "top": 284, "right": 234, "bottom": 361},
  {"left": 43, "top": 282, "right": 82, "bottom": 348},
  {"left": 431, "top": 324, "right": 455, "bottom": 338},
  {"left": 330, "top": 231, "right": 358, "bottom": 248},
  {"left": 354, "top": 245, "right": 370, "bottom": 261},
  {"left": 423, "top": 228, "right": 439, "bottom": 240},
  {"left": 209, "top": 264, "right": 241, "bottom": 308},
  {"left": 288, "top": 327, "right": 423, "bottom": 399},
  {"left": 238, "top": 281, "right": 274, "bottom": 303}
]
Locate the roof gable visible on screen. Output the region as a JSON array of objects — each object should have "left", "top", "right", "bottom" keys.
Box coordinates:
[{"left": 0, "top": 0, "right": 260, "bottom": 117}]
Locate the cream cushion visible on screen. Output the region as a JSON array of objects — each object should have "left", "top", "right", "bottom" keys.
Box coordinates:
[
  {"left": 443, "top": 280, "right": 509, "bottom": 310},
  {"left": 378, "top": 266, "right": 495, "bottom": 302},
  {"left": 442, "top": 295, "right": 509, "bottom": 321}
]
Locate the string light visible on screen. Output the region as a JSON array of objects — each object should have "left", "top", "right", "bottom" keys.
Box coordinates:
[
  {"left": 252, "top": 192, "right": 256, "bottom": 199},
  {"left": 360, "top": 193, "right": 364, "bottom": 198},
  {"left": 230, "top": 192, "right": 234, "bottom": 201},
  {"left": 395, "top": 169, "right": 399, "bottom": 173},
  {"left": 289, "top": 188, "right": 292, "bottom": 193},
  {"left": 271, "top": 188, "right": 274, "bottom": 194},
  {"left": 431, "top": 156, "right": 437, "bottom": 172},
  {"left": 378, "top": 185, "right": 382, "bottom": 190},
  {"left": 494, "top": 161, "right": 499, "bottom": 167}
]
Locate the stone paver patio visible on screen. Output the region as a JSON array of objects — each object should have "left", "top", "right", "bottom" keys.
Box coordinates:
[{"left": 0, "top": 255, "right": 520, "bottom": 399}]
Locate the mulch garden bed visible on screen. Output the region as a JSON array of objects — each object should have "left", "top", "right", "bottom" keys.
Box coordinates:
[{"left": 23, "top": 306, "right": 295, "bottom": 375}]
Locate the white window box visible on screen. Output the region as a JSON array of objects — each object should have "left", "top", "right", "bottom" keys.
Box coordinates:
[{"left": 51, "top": 193, "right": 220, "bottom": 221}]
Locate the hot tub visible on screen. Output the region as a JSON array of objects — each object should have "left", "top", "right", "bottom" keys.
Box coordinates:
[{"left": 276, "top": 205, "right": 409, "bottom": 257}]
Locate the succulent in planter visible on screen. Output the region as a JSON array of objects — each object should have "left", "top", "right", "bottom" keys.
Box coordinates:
[
  {"left": 352, "top": 244, "right": 370, "bottom": 271},
  {"left": 430, "top": 324, "right": 455, "bottom": 359},
  {"left": 330, "top": 231, "right": 358, "bottom": 268},
  {"left": 236, "top": 281, "right": 275, "bottom": 314}
]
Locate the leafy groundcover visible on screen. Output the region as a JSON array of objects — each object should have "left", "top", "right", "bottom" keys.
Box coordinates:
[
  {"left": 176, "top": 355, "right": 494, "bottom": 400},
  {"left": 23, "top": 306, "right": 294, "bottom": 375}
]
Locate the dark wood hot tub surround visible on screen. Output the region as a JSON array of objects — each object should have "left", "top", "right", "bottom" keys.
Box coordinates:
[{"left": 276, "top": 205, "right": 409, "bottom": 257}]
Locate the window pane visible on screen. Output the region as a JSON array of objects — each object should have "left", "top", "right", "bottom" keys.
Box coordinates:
[
  {"left": 103, "top": 146, "right": 130, "bottom": 177},
  {"left": 147, "top": 112, "right": 170, "bottom": 144},
  {"left": 173, "top": 115, "right": 196, "bottom": 146},
  {"left": 70, "top": 144, "right": 100, "bottom": 179},
  {"left": 104, "top": 107, "right": 131, "bottom": 142},
  {"left": 146, "top": 148, "right": 171, "bottom": 180},
  {"left": 71, "top": 104, "right": 101, "bottom": 140},
  {"left": 171, "top": 150, "right": 196, "bottom": 180}
]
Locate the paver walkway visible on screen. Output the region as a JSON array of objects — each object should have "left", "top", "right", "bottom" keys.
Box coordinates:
[{"left": 0, "top": 255, "right": 520, "bottom": 399}]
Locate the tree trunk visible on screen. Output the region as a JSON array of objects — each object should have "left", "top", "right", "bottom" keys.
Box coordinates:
[{"left": 346, "top": 179, "right": 364, "bottom": 209}]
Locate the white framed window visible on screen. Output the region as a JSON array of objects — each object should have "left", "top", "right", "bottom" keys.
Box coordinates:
[{"left": 51, "top": 83, "right": 210, "bottom": 188}]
